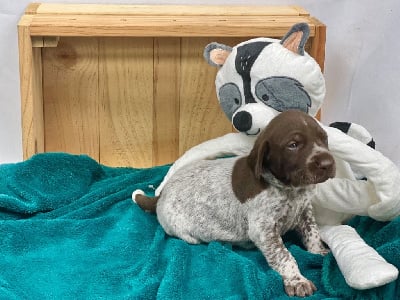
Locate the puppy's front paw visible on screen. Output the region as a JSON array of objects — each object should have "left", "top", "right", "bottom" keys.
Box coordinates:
[
  {"left": 316, "top": 246, "right": 330, "bottom": 256},
  {"left": 308, "top": 241, "right": 330, "bottom": 255},
  {"left": 283, "top": 275, "right": 317, "bottom": 297}
]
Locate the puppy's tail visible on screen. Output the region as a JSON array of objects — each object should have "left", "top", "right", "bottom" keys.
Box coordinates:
[{"left": 132, "top": 189, "right": 159, "bottom": 213}]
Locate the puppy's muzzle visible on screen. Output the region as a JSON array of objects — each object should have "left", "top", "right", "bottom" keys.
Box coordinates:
[{"left": 309, "top": 152, "right": 336, "bottom": 183}]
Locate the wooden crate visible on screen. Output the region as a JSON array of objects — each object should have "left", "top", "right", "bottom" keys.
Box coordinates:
[{"left": 18, "top": 3, "right": 326, "bottom": 168}]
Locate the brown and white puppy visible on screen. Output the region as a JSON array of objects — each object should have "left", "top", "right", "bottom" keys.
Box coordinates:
[{"left": 134, "top": 110, "right": 335, "bottom": 297}]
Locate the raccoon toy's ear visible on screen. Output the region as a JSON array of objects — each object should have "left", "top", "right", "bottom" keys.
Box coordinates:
[
  {"left": 203, "top": 42, "right": 232, "bottom": 67},
  {"left": 280, "top": 23, "right": 310, "bottom": 56}
]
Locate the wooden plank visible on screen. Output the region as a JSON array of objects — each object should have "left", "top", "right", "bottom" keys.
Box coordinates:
[
  {"left": 43, "top": 36, "right": 60, "bottom": 47},
  {"left": 18, "top": 15, "right": 44, "bottom": 159},
  {"left": 24, "top": 3, "right": 41, "bottom": 15},
  {"left": 31, "top": 36, "right": 44, "bottom": 47},
  {"left": 308, "top": 17, "right": 326, "bottom": 120},
  {"left": 98, "top": 37, "right": 154, "bottom": 168},
  {"left": 36, "top": 4, "right": 306, "bottom": 16},
  {"left": 290, "top": 6, "right": 310, "bottom": 16},
  {"left": 32, "top": 36, "right": 60, "bottom": 48},
  {"left": 28, "top": 15, "right": 316, "bottom": 37},
  {"left": 178, "top": 37, "right": 244, "bottom": 156},
  {"left": 42, "top": 37, "right": 99, "bottom": 159},
  {"left": 153, "top": 38, "right": 180, "bottom": 166},
  {"left": 31, "top": 48, "right": 44, "bottom": 154},
  {"left": 309, "top": 17, "right": 326, "bottom": 72}
]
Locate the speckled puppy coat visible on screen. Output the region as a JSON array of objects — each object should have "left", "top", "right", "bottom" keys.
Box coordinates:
[{"left": 134, "top": 110, "right": 336, "bottom": 297}]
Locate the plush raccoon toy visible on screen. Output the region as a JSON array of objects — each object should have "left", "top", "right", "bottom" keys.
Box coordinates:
[
  {"left": 202, "top": 23, "right": 376, "bottom": 183},
  {"left": 204, "top": 23, "right": 324, "bottom": 136},
  {"left": 134, "top": 23, "right": 399, "bottom": 290}
]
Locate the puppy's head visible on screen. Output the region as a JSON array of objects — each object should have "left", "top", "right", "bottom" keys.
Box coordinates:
[{"left": 248, "top": 110, "right": 335, "bottom": 187}]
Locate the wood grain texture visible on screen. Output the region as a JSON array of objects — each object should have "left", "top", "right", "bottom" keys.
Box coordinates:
[
  {"left": 28, "top": 15, "right": 315, "bottom": 37},
  {"left": 42, "top": 37, "right": 99, "bottom": 159},
  {"left": 19, "top": 4, "right": 326, "bottom": 167},
  {"left": 178, "top": 37, "right": 245, "bottom": 156},
  {"left": 309, "top": 17, "right": 326, "bottom": 72},
  {"left": 308, "top": 17, "right": 326, "bottom": 120},
  {"left": 18, "top": 15, "right": 44, "bottom": 159},
  {"left": 99, "top": 37, "right": 154, "bottom": 167},
  {"left": 153, "top": 38, "right": 180, "bottom": 166},
  {"left": 24, "top": 3, "right": 41, "bottom": 15},
  {"left": 35, "top": 4, "right": 308, "bottom": 16}
]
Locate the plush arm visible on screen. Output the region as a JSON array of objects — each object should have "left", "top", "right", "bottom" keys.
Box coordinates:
[
  {"left": 314, "top": 125, "right": 400, "bottom": 290},
  {"left": 320, "top": 225, "right": 398, "bottom": 289},
  {"left": 319, "top": 125, "right": 400, "bottom": 221},
  {"left": 154, "top": 133, "right": 256, "bottom": 196}
]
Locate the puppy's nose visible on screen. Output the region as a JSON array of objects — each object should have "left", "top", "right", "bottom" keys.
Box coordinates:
[
  {"left": 314, "top": 153, "right": 335, "bottom": 170},
  {"left": 233, "top": 111, "right": 252, "bottom": 132}
]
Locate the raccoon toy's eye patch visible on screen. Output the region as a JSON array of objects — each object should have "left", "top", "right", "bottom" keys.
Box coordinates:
[
  {"left": 218, "top": 83, "right": 242, "bottom": 120},
  {"left": 255, "top": 76, "right": 311, "bottom": 113}
]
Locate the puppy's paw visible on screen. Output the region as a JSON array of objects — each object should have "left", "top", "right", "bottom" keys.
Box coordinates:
[
  {"left": 316, "top": 246, "right": 330, "bottom": 256},
  {"left": 309, "top": 245, "right": 330, "bottom": 256},
  {"left": 308, "top": 241, "right": 330, "bottom": 255},
  {"left": 284, "top": 275, "right": 317, "bottom": 297}
]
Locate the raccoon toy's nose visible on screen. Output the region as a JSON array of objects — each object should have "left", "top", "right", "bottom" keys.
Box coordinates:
[{"left": 233, "top": 111, "right": 252, "bottom": 132}]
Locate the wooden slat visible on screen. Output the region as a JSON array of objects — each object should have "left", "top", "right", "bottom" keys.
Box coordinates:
[
  {"left": 153, "top": 38, "right": 180, "bottom": 166},
  {"left": 99, "top": 38, "right": 154, "bottom": 168},
  {"left": 308, "top": 17, "right": 326, "bottom": 121},
  {"left": 35, "top": 4, "right": 308, "bottom": 16},
  {"left": 24, "top": 3, "right": 41, "bottom": 15},
  {"left": 290, "top": 6, "right": 310, "bottom": 16},
  {"left": 18, "top": 15, "right": 44, "bottom": 159},
  {"left": 32, "top": 36, "right": 60, "bottom": 48},
  {"left": 178, "top": 37, "right": 242, "bottom": 156},
  {"left": 42, "top": 37, "right": 99, "bottom": 159},
  {"left": 28, "top": 15, "right": 316, "bottom": 37},
  {"left": 309, "top": 17, "right": 326, "bottom": 72}
]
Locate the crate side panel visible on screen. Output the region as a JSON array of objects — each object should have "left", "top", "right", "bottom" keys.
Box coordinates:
[
  {"left": 178, "top": 37, "right": 246, "bottom": 156},
  {"left": 19, "top": 15, "right": 45, "bottom": 159},
  {"left": 43, "top": 37, "right": 99, "bottom": 159},
  {"left": 153, "top": 37, "right": 180, "bottom": 166},
  {"left": 99, "top": 37, "right": 154, "bottom": 167}
]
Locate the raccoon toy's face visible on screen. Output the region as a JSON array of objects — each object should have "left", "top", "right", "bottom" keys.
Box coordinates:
[{"left": 204, "top": 23, "right": 326, "bottom": 136}]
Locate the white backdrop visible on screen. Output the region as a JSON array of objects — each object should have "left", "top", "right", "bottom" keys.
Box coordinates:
[{"left": 1, "top": 0, "right": 399, "bottom": 166}]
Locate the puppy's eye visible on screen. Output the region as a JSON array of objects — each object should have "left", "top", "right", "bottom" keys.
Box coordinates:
[{"left": 287, "top": 142, "right": 298, "bottom": 150}]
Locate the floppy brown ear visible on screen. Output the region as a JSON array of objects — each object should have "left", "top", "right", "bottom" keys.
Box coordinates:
[{"left": 248, "top": 138, "right": 269, "bottom": 180}]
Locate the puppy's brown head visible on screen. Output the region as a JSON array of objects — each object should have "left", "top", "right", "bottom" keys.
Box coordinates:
[{"left": 248, "top": 110, "right": 335, "bottom": 187}]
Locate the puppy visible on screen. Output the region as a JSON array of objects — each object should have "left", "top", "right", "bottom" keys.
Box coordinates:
[{"left": 134, "top": 110, "right": 335, "bottom": 297}]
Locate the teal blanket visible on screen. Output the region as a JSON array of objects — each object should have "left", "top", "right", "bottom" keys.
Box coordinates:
[{"left": 0, "top": 153, "right": 398, "bottom": 299}]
